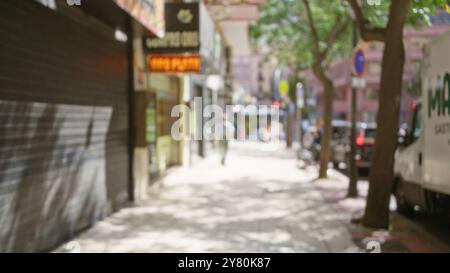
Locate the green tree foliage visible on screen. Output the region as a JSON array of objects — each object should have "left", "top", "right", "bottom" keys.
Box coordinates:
[
  {"left": 251, "top": 0, "right": 352, "bottom": 179},
  {"left": 356, "top": 0, "right": 447, "bottom": 27},
  {"left": 251, "top": 0, "right": 352, "bottom": 69}
]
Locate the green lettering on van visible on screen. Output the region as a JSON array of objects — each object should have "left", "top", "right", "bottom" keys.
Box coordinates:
[
  {"left": 428, "top": 76, "right": 441, "bottom": 118},
  {"left": 443, "top": 73, "right": 450, "bottom": 116}
]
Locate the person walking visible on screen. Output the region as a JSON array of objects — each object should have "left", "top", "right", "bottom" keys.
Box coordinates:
[{"left": 220, "top": 116, "right": 235, "bottom": 165}]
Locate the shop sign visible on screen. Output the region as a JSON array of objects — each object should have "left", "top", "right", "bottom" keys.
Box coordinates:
[
  {"left": 279, "top": 80, "right": 289, "bottom": 95},
  {"left": 114, "top": 0, "right": 165, "bottom": 38},
  {"left": 148, "top": 74, "right": 171, "bottom": 92},
  {"left": 144, "top": 2, "right": 200, "bottom": 53},
  {"left": 148, "top": 54, "right": 201, "bottom": 73}
]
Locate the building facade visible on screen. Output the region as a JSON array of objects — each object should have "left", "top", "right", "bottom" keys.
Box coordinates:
[{"left": 0, "top": 0, "right": 143, "bottom": 252}]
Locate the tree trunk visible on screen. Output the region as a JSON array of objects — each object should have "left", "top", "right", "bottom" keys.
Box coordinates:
[
  {"left": 314, "top": 65, "right": 334, "bottom": 179},
  {"left": 348, "top": 21, "right": 359, "bottom": 198},
  {"left": 362, "top": 0, "right": 410, "bottom": 229},
  {"left": 347, "top": 85, "right": 359, "bottom": 197}
]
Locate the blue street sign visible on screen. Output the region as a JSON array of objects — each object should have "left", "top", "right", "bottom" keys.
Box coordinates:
[{"left": 353, "top": 49, "right": 366, "bottom": 77}]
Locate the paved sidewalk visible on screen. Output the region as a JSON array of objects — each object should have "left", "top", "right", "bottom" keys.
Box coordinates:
[
  {"left": 312, "top": 167, "right": 450, "bottom": 253},
  {"left": 55, "top": 142, "right": 362, "bottom": 253}
]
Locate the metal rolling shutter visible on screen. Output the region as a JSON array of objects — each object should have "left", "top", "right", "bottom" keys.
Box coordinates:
[{"left": 0, "top": 0, "right": 130, "bottom": 252}]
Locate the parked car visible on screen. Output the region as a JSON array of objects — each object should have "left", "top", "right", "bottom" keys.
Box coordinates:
[
  {"left": 299, "top": 120, "right": 377, "bottom": 171},
  {"left": 330, "top": 120, "right": 351, "bottom": 169},
  {"left": 298, "top": 126, "right": 320, "bottom": 163},
  {"left": 355, "top": 122, "right": 377, "bottom": 170}
]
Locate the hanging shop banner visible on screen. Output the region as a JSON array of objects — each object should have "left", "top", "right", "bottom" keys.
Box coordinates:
[
  {"left": 144, "top": 2, "right": 200, "bottom": 53},
  {"left": 148, "top": 54, "right": 201, "bottom": 73},
  {"left": 113, "top": 0, "right": 165, "bottom": 38}
]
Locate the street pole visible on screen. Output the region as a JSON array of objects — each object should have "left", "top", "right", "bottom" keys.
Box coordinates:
[
  {"left": 297, "top": 106, "right": 302, "bottom": 148},
  {"left": 286, "top": 103, "right": 293, "bottom": 148},
  {"left": 347, "top": 21, "right": 359, "bottom": 198},
  {"left": 296, "top": 82, "right": 304, "bottom": 149}
]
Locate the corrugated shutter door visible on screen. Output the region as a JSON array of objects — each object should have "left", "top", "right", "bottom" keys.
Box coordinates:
[{"left": 0, "top": 0, "right": 130, "bottom": 252}]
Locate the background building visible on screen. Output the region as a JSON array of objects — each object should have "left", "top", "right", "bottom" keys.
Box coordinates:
[
  {"left": 205, "top": 0, "right": 267, "bottom": 105},
  {"left": 0, "top": 0, "right": 166, "bottom": 252},
  {"left": 305, "top": 11, "right": 450, "bottom": 125}
]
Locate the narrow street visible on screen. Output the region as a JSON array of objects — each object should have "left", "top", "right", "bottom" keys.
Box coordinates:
[
  {"left": 2, "top": 0, "right": 450, "bottom": 258},
  {"left": 55, "top": 143, "right": 361, "bottom": 253}
]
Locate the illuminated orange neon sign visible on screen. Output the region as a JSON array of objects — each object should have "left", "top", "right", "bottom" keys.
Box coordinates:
[{"left": 147, "top": 54, "right": 201, "bottom": 73}]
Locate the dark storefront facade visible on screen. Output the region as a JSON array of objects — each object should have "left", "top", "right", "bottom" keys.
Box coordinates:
[{"left": 0, "top": 0, "right": 136, "bottom": 252}]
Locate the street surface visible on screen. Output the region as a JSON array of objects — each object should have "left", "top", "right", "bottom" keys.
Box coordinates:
[{"left": 54, "top": 142, "right": 450, "bottom": 253}]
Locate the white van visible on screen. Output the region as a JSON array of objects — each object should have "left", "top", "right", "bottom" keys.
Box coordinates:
[{"left": 393, "top": 30, "right": 450, "bottom": 215}]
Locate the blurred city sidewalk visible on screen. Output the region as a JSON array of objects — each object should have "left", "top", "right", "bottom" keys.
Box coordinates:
[
  {"left": 53, "top": 141, "right": 450, "bottom": 253},
  {"left": 54, "top": 143, "right": 450, "bottom": 252},
  {"left": 54, "top": 141, "right": 364, "bottom": 253}
]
